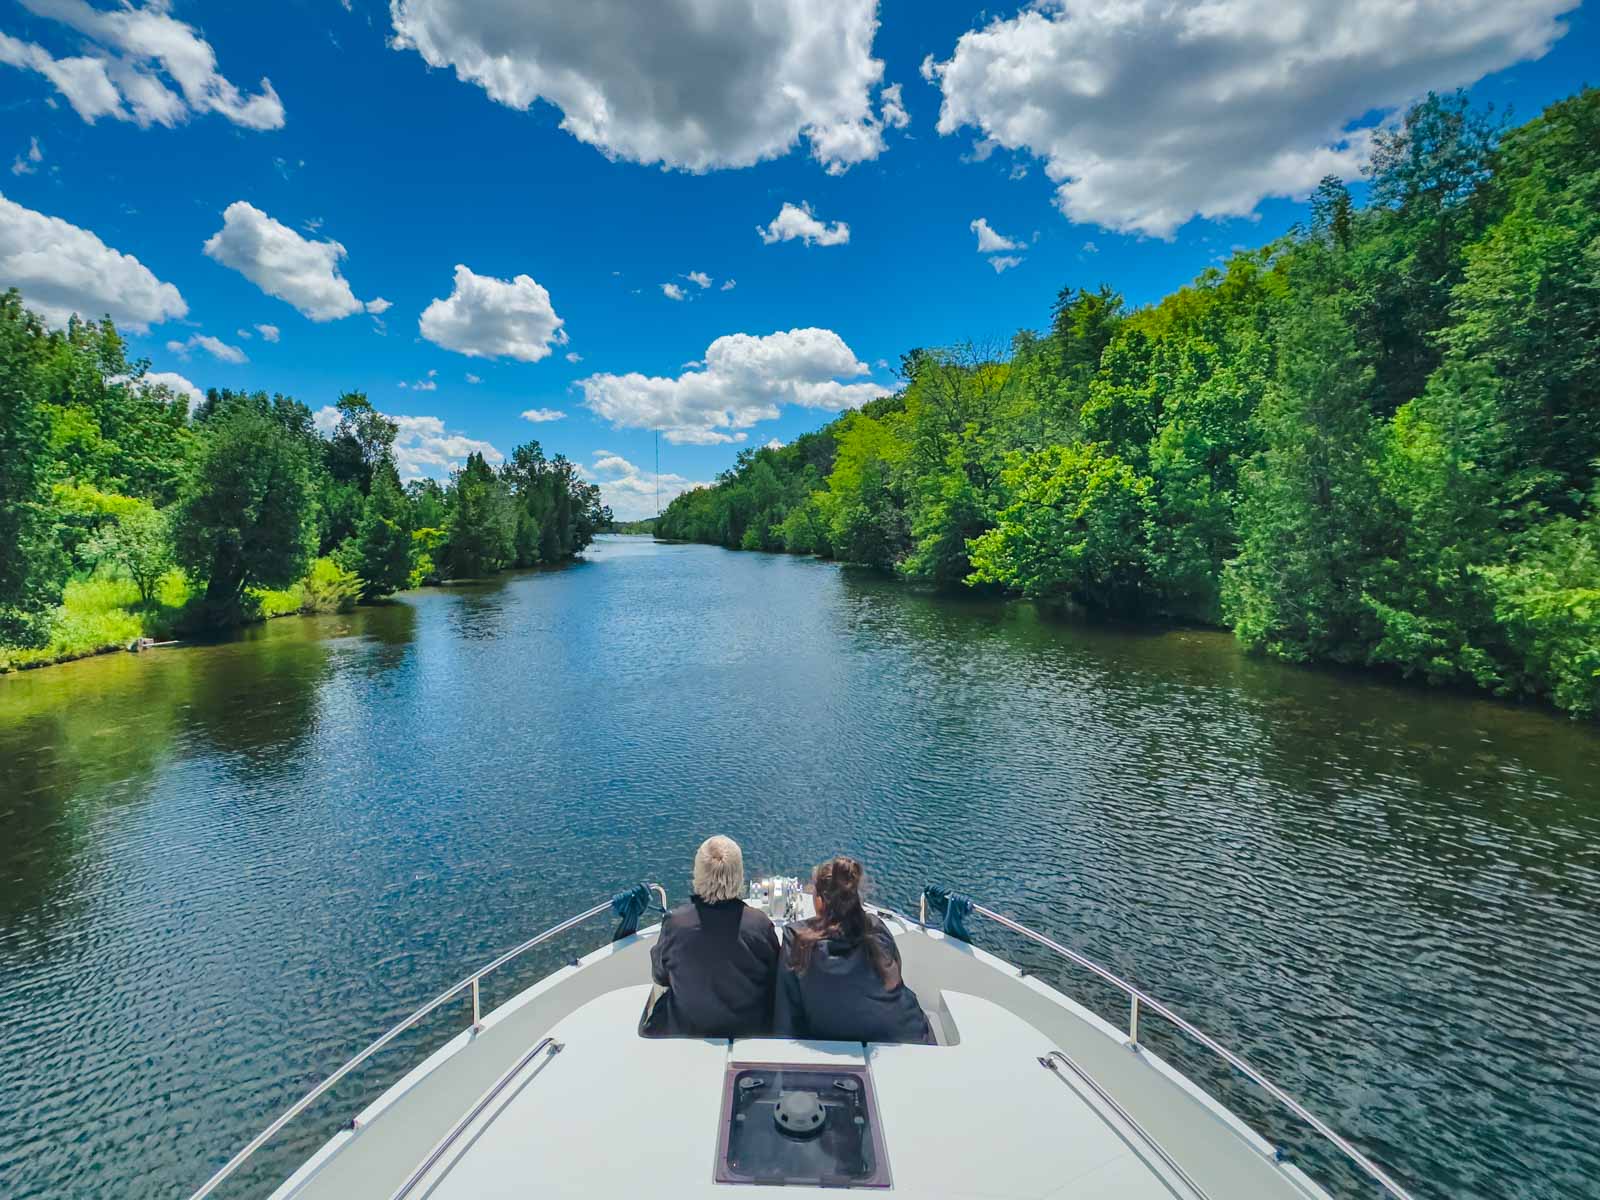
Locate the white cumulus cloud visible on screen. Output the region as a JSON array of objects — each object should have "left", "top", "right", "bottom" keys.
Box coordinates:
[
  {"left": 660, "top": 282, "right": 687, "bottom": 302},
  {"left": 923, "top": 0, "right": 1577, "bottom": 238},
  {"left": 204, "top": 202, "right": 380, "bottom": 321},
  {"left": 758, "top": 202, "right": 850, "bottom": 247},
  {"left": 521, "top": 408, "right": 566, "bottom": 423},
  {"left": 0, "top": 0, "right": 283, "bottom": 130},
  {"left": 721, "top": 279, "right": 736, "bottom": 292},
  {"left": 419, "top": 264, "right": 567, "bottom": 362},
  {"left": 971, "top": 217, "right": 1020, "bottom": 253},
  {"left": 565, "top": 352, "right": 582, "bottom": 364},
  {"left": 391, "top": 414, "right": 502, "bottom": 480},
  {"left": 0, "top": 192, "right": 186, "bottom": 331},
  {"left": 255, "top": 322, "right": 280, "bottom": 342},
  {"left": 988, "top": 255, "right": 1023, "bottom": 273},
  {"left": 685, "top": 271, "right": 712, "bottom": 289},
  {"left": 579, "top": 327, "right": 889, "bottom": 444},
  {"left": 388, "top": 0, "right": 899, "bottom": 174},
  {"left": 166, "top": 333, "right": 247, "bottom": 364},
  {"left": 583, "top": 451, "right": 709, "bottom": 521}
]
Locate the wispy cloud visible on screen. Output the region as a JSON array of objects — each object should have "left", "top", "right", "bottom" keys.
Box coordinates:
[
  {"left": 166, "top": 333, "right": 247, "bottom": 363},
  {"left": 10, "top": 136, "right": 41, "bottom": 176}
]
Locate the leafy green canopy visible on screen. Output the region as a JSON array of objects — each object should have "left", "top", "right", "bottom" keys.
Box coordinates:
[
  {"left": 658, "top": 88, "right": 1600, "bottom": 717},
  {"left": 0, "top": 296, "right": 612, "bottom": 659}
]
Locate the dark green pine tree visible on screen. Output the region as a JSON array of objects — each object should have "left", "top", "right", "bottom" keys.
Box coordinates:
[
  {"left": 1223, "top": 262, "right": 1386, "bottom": 663},
  {"left": 349, "top": 463, "right": 414, "bottom": 600},
  {"left": 442, "top": 453, "right": 515, "bottom": 578}
]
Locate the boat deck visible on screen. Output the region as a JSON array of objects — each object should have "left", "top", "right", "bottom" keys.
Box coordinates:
[{"left": 271, "top": 915, "right": 1331, "bottom": 1200}]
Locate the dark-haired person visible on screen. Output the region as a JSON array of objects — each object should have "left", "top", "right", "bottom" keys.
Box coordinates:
[
  {"left": 646, "top": 835, "right": 779, "bottom": 1038},
  {"left": 775, "top": 856, "right": 934, "bottom": 1044}
]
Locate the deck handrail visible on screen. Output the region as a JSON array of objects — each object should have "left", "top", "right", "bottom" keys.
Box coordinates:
[
  {"left": 389, "top": 1037, "right": 563, "bottom": 1200},
  {"left": 187, "top": 884, "right": 667, "bottom": 1200},
  {"left": 918, "top": 892, "right": 1417, "bottom": 1200},
  {"left": 1040, "top": 1050, "right": 1212, "bottom": 1200}
]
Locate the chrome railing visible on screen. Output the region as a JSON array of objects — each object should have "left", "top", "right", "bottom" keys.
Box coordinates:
[
  {"left": 188, "top": 884, "right": 667, "bottom": 1200},
  {"left": 919, "top": 893, "right": 1416, "bottom": 1200},
  {"left": 1040, "top": 1050, "right": 1211, "bottom": 1200},
  {"left": 390, "top": 1037, "right": 563, "bottom": 1200}
]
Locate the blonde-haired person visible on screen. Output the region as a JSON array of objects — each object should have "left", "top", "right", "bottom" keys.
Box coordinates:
[
  {"left": 776, "top": 856, "right": 933, "bottom": 1044},
  {"left": 646, "top": 836, "right": 779, "bottom": 1038}
]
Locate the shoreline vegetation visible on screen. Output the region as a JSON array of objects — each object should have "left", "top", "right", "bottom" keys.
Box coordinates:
[
  {"left": 656, "top": 90, "right": 1600, "bottom": 719},
  {"left": 0, "top": 297, "right": 611, "bottom": 677}
]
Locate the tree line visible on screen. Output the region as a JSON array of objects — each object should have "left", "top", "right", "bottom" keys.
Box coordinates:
[
  {"left": 658, "top": 89, "right": 1600, "bottom": 718},
  {"left": 0, "top": 302, "right": 609, "bottom": 665}
]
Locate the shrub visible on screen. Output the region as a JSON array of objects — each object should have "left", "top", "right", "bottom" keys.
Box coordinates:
[{"left": 299, "top": 556, "right": 361, "bottom": 614}]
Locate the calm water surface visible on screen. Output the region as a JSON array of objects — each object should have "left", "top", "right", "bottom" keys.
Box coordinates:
[{"left": 2, "top": 537, "right": 1598, "bottom": 1199}]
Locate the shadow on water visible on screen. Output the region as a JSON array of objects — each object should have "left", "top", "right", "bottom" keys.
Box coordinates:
[
  {"left": 0, "top": 606, "right": 421, "bottom": 932},
  {"left": 1, "top": 539, "right": 1597, "bottom": 1200}
]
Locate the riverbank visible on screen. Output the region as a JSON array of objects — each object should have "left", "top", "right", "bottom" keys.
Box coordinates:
[
  {"left": 0, "top": 555, "right": 594, "bottom": 677},
  {"left": 0, "top": 558, "right": 361, "bottom": 675}
]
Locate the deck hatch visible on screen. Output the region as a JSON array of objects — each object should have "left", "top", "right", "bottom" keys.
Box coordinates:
[{"left": 714, "top": 1062, "right": 891, "bottom": 1188}]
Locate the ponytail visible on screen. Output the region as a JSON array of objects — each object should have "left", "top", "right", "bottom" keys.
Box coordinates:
[{"left": 787, "top": 856, "right": 898, "bottom": 986}]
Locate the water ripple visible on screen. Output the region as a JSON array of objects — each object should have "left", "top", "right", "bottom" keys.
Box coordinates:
[{"left": 1, "top": 537, "right": 1597, "bottom": 1199}]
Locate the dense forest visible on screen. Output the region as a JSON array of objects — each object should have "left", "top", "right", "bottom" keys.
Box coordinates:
[
  {"left": 658, "top": 90, "right": 1600, "bottom": 718},
  {"left": 0, "top": 300, "right": 609, "bottom": 670}
]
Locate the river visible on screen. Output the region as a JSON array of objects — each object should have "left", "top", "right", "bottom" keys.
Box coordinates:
[{"left": 1, "top": 536, "right": 1597, "bottom": 1199}]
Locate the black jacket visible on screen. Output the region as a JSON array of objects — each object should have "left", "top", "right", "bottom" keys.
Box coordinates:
[
  {"left": 647, "top": 897, "right": 779, "bottom": 1038},
  {"left": 775, "top": 916, "right": 934, "bottom": 1045}
]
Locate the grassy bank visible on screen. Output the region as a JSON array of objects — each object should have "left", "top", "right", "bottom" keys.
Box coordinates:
[{"left": 0, "top": 557, "right": 360, "bottom": 674}]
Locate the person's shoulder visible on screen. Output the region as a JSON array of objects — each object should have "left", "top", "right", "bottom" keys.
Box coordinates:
[
  {"left": 866, "top": 915, "right": 901, "bottom": 953},
  {"left": 663, "top": 900, "right": 699, "bottom": 926},
  {"left": 739, "top": 902, "right": 776, "bottom": 933},
  {"left": 779, "top": 915, "right": 820, "bottom": 940}
]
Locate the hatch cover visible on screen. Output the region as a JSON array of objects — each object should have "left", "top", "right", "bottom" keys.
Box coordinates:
[{"left": 714, "top": 1062, "right": 890, "bottom": 1188}]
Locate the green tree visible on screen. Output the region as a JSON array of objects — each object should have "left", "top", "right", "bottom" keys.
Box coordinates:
[
  {"left": 967, "top": 444, "right": 1152, "bottom": 610},
  {"left": 347, "top": 465, "right": 413, "bottom": 600},
  {"left": 818, "top": 412, "right": 909, "bottom": 568},
  {"left": 1438, "top": 88, "right": 1600, "bottom": 519},
  {"left": 80, "top": 502, "right": 173, "bottom": 606},
  {"left": 442, "top": 453, "right": 515, "bottom": 578},
  {"left": 324, "top": 391, "right": 398, "bottom": 492},
  {"left": 174, "top": 404, "right": 316, "bottom": 624},
  {"left": 1354, "top": 90, "right": 1502, "bottom": 413},
  {"left": 0, "top": 291, "right": 66, "bottom": 645},
  {"left": 1478, "top": 508, "right": 1600, "bottom": 716},
  {"left": 1223, "top": 274, "right": 1384, "bottom": 661}
]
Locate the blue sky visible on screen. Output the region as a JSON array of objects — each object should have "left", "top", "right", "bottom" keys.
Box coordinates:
[{"left": 2, "top": 0, "right": 1595, "bottom": 518}]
